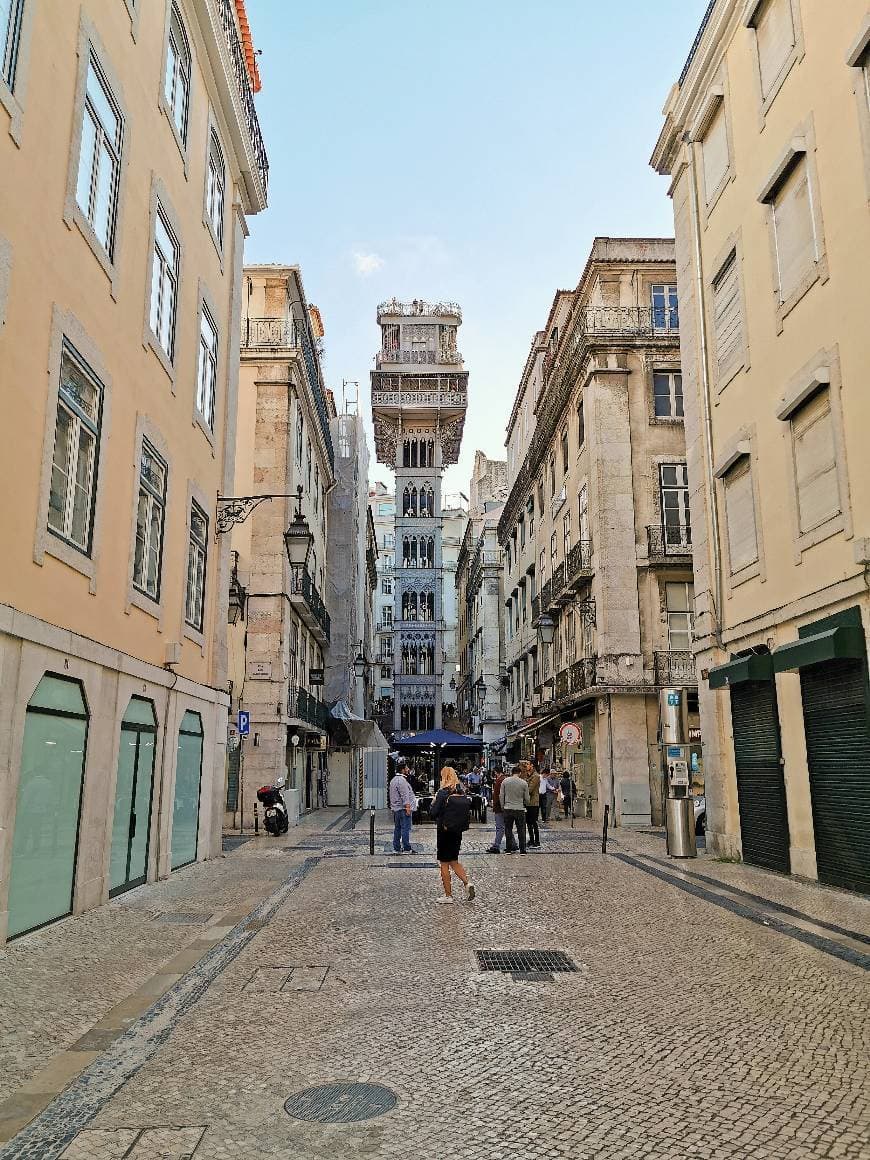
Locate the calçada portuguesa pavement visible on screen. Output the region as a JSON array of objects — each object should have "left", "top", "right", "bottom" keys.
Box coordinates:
[{"left": 0, "top": 809, "right": 868, "bottom": 1160}]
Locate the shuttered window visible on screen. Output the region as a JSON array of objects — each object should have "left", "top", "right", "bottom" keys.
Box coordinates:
[
  {"left": 791, "top": 389, "right": 839, "bottom": 534},
  {"left": 723, "top": 458, "right": 759, "bottom": 573},
  {"left": 772, "top": 157, "right": 816, "bottom": 302},
  {"left": 702, "top": 101, "right": 729, "bottom": 200},
  {"left": 712, "top": 251, "right": 743, "bottom": 380},
  {"left": 753, "top": 0, "right": 795, "bottom": 98}
]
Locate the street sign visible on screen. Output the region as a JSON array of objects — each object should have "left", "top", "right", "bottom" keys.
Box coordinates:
[
  {"left": 238, "top": 711, "right": 250, "bottom": 737},
  {"left": 309, "top": 668, "right": 324, "bottom": 686},
  {"left": 667, "top": 692, "right": 681, "bottom": 706},
  {"left": 560, "top": 722, "right": 582, "bottom": 745}
]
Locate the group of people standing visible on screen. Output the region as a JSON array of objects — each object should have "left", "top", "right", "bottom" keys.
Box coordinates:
[{"left": 488, "top": 762, "right": 575, "bottom": 855}]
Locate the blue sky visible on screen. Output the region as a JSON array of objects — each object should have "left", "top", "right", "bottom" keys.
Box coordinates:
[{"left": 244, "top": 0, "right": 709, "bottom": 493}]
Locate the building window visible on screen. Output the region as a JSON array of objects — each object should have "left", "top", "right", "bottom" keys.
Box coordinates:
[
  {"left": 653, "top": 371, "right": 684, "bottom": 419},
  {"left": 383, "top": 532, "right": 394, "bottom": 549},
  {"left": 381, "top": 665, "right": 392, "bottom": 679},
  {"left": 560, "top": 427, "right": 569, "bottom": 474},
  {"left": 306, "top": 440, "right": 312, "bottom": 493},
  {"left": 185, "top": 500, "right": 208, "bottom": 632},
  {"left": 790, "top": 389, "right": 840, "bottom": 535},
  {"left": 1, "top": 0, "right": 23, "bottom": 90},
  {"left": 651, "top": 284, "right": 679, "bottom": 331},
  {"left": 701, "top": 98, "right": 729, "bottom": 202},
  {"left": 48, "top": 343, "right": 103, "bottom": 554},
  {"left": 519, "top": 515, "right": 525, "bottom": 548},
  {"left": 550, "top": 531, "right": 557, "bottom": 568},
  {"left": 666, "top": 582, "right": 695, "bottom": 651},
  {"left": 576, "top": 396, "right": 585, "bottom": 450},
  {"left": 382, "top": 576, "right": 392, "bottom": 594},
  {"left": 196, "top": 307, "right": 218, "bottom": 429},
  {"left": 295, "top": 405, "right": 303, "bottom": 464},
  {"left": 526, "top": 495, "right": 535, "bottom": 538},
  {"left": 150, "top": 206, "right": 179, "bottom": 360},
  {"left": 133, "top": 440, "right": 166, "bottom": 600},
  {"left": 76, "top": 56, "right": 123, "bottom": 259},
  {"left": 578, "top": 485, "right": 589, "bottom": 542},
  {"left": 539, "top": 548, "right": 546, "bottom": 581},
  {"left": 723, "top": 457, "right": 759, "bottom": 574},
  {"left": 205, "top": 129, "right": 225, "bottom": 245},
  {"left": 164, "top": 3, "right": 191, "bottom": 144},
  {"left": 549, "top": 454, "right": 556, "bottom": 498},
  {"left": 383, "top": 606, "right": 393, "bottom": 626},
  {"left": 712, "top": 250, "right": 745, "bottom": 384},
  {"left": 314, "top": 464, "right": 320, "bottom": 514},
  {"left": 769, "top": 155, "right": 818, "bottom": 305},
  {"left": 538, "top": 480, "right": 544, "bottom": 517},
  {"left": 660, "top": 464, "right": 691, "bottom": 546},
  {"left": 749, "top": 0, "right": 796, "bottom": 101},
  {"left": 563, "top": 511, "right": 571, "bottom": 558}
]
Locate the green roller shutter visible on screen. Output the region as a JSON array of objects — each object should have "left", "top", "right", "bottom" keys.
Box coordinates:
[
  {"left": 730, "top": 680, "right": 791, "bottom": 874},
  {"left": 800, "top": 658, "right": 870, "bottom": 895}
]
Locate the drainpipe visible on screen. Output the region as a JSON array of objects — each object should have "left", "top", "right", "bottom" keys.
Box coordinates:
[{"left": 686, "top": 136, "right": 724, "bottom": 647}]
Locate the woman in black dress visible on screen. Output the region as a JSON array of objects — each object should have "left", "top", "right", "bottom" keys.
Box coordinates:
[{"left": 429, "top": 766, "right": 475, "bottom": 905}]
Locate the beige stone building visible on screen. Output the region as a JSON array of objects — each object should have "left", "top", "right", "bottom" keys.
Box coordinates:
[
  {"left": 455, "top": 452, "right": 508, "bottom": 749},
  {"left": 0, "top": 0, "right": 267, "bottom": 941},
  {"left": 652, "top": 0, "right": 870, "bottom": 893},
  {"left": 499, "top": 239, "right": 700, "bottom": 825},
  {"left": 227, "top": 266, "right": 335, "bottom": 826}
]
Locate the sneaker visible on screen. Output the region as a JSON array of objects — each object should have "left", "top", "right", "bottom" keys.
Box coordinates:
[
  {"left": 485, "top": 846, "right": 501, "bottom": 854},
  {"left": 436, "top": 895, "right": 454, "bottom": 905},
  {"left": 505, "top": 848, "right": 516, "bottom": 855},
  {"left": 520, "top": 850, "right": 528, "bottom": 856},
  {"left": 465, "top": 883, "right": 476, "bottom": 902},
  {"left": 404, "top": 848, "right": 417, "bottom": 854}
]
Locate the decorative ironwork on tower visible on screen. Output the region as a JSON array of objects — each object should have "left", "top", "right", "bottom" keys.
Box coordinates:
[{"left": 370, "top": 298, "right": 468, "bottom": 733}]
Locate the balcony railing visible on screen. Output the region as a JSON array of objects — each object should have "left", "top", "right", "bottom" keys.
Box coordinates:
[
  {"left": 567, "top": 540, "right": 593, "bottom": 584},
  {"left": 580, "top": 305, "right": 679, "bottom": 337},
  {"left": 289, "top": 568, "right": 331, "bottom": 642},
  {"left": 570, "top": 658, "right": 596, "bottom": 694},
  {"left": 376, "top": 299, "right": 462, "bottom": 320},
  {"left": 551, "top": 562, "right": 566, "bottom": 603},
  {"left": 540, "top": 580, "right": 552, "bottom": 613},
  {"left": 375, "top": 348, "right": 464, "bottom": 368},
  {"left": 370, "top": 388, "right": 467, "bottom": 409},
  {"left": 647, "top": 525, "right": 693, "bottom": 560},
  {"left": 654, "top": 651, "right": 697, "bottom": 685},
  {"left": 288, "top": 685, "right": 329, "bottom": 730},
  {"left": 531, "top": 594, "right": 540, "bottom": 623},
  {"left": 216, "top": 0, "right": 268, "bottom": 199},
  {"left": 377, "top": 621, "right": 395, "bottom": 633}
]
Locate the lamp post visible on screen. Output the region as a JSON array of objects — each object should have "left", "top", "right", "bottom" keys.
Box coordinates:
[{"left": 283, "top": 486, "right": 314, "bottom": 574}]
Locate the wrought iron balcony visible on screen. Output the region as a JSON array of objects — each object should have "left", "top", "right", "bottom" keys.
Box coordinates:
[
  {"left": 566, "top": 540, "right": 594, "bottom": 586},
  {"left": 531, "top": 594, "right": 540, "bottom": 623},
  {"left": 654, "top": 650, "right": 697, "bottom": 685},
  {"left": 555, "top": 669, "right": 569, "bottom": 699},
  {"left": 647, "top": 524, "right": 692, "bottom": 561},
  {"left": 216, "top": 0, "right": 268, "bottom": 200},
  {"left": 569, "top": 658, "right": 596, "bottom": 694},
  {"left": 376, "top": 299, "right": 462, "bottom": 320},
  {"left": 580, "top": 304, "right": 679, "bottom": 337},
  {"left": 376, "top": 621, "right": 395, "bottom": 633},
  {"left": 288, "top": 685, "right": 329, "bottom": 730},
  {"left": 375, "top": 348, "right": 464, "bottom": 368},
  {"left": 289, "top": 568, "right": 331, "bottom": 643},
  {"left": 551, "top": 562, "right": 566, "bottom": 604},
  {"left": 540, "top": 580, "right": 552, "bottom": 613}
]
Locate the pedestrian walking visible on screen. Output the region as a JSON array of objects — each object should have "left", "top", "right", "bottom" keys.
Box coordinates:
[
  {"left": 559, "top": 769, "right": 574, "bottom": 820},
  {"left": 500, "top": 763, "right": 530, "bottom": 854},
  {"left": 486, "top": 765, "right": 509, "bottom": 853},
  {"left": 389, "top": 762, "right": 416, "bottom": 853},
  {"left": 429, "top": 766, "right": 475, "bottom": 904},
  {"left": 525, "top": 762, "right": 541, "bottom": 848},
  {"left": 538, "top": 765, "right": 551, "bottom": 822}
]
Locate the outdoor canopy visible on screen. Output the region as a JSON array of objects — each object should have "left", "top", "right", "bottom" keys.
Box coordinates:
[{"left": 393, "top": 728, "right": 482, "bottom": 750}]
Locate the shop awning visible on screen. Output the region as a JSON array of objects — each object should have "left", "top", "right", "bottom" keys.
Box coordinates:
[
  {"left": 708, "top": 652, "right": 774, "bottom": 689},
  {"left": 328, "top": 701, "right": 388, "bottom": 748},
  {"left": 772, "top": 626, "right": 866, "bottom": 673}
]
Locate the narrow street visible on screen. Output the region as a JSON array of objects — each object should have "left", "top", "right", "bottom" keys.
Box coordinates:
[{"left": 0, "top": 812, "right": 867, "bottom": 1160}]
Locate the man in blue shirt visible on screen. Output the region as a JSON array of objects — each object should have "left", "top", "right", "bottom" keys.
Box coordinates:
[{"left": 389, "top": 763, "right": 415, "bottom": 853}]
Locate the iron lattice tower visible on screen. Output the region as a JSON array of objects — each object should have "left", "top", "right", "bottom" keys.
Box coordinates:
[{"left": 370, "top": 299, "right": 468, "bottom": 732}]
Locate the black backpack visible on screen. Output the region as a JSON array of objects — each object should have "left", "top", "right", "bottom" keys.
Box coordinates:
[{"left": 440, "top": 790, "right": 471, "bottom": 832}]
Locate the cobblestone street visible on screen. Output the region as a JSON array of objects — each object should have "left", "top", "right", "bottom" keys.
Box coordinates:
[{"left": 0, "top": 810, "right": 868, "bottom": 1160}]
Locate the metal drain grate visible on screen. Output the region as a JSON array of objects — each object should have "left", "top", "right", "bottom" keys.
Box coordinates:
[
  {"left": 284, "top": 1082, "right": 397, "bottom": 1123},
  {"left": 477, "top": 949, "right": 578, "bottom": 973}
]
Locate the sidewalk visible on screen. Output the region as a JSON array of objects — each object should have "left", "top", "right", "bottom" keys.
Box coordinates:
[{"left": 0, "top": 809, "right": 867, "bottom": 1159}]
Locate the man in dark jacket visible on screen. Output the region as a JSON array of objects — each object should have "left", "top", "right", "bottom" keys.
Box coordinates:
[{"left": 486, "top": 767, "right": 509, "bottom": 853}]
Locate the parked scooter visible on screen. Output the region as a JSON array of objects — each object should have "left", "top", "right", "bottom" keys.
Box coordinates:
[{"left": 256, "top": 778, "right": 289, "bottom": 835}]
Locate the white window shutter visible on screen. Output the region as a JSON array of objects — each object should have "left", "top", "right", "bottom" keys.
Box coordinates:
[
  {"left": 702, "top": 102, "right": 729, "bottom": 199},
  {"left": 755, "top": 0, "right": 795, "bottom": 96},
  {"left": 712, "top": 251, "right": 743, "bottom": 379},
  {"left": 724, "top": 460, "right": 759, "bottom": 572},
  {"left": 773, "top": 159, "right": 815, "bottom": 301},
  {"left": 792, "top": 392, "right": 840, "bottom": 533}
]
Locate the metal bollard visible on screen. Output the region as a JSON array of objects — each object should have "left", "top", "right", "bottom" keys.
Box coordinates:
[
  {"left": 254, "top": 801, "right": 259, "bottom": 836},
  {"left": 601, "top": 804, "right": 609, "bottom": 854},
  {"left": 369, "top": 806, "right": 376, "bottom": 855}
]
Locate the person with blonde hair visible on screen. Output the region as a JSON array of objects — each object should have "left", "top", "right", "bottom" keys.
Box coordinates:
[{"left": 429, "top": 765, "right": 475, "bottom": 904}]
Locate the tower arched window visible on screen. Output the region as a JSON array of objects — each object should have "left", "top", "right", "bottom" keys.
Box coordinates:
[
  {"left": 420, "top": 484, "right": 434, "bottom": 517},
  {"left": 402, "top": 591, "right": 418, "bottom": 620},
  {"left": 420, "top": 590, "right": 434, "bottom": 620}
]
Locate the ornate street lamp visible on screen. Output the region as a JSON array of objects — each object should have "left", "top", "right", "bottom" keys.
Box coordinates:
[
  {"left": 283, "top": 486, "right": 313, "bottom": 573},
  {"left": 537, "top": 613, "right": 556, "bottom": 646},
  {"left": 474, "top": 676, "right": 486, "bottom": 711},
  {"left": 353, "top": 644, "right": 369, "bottom": 681}
]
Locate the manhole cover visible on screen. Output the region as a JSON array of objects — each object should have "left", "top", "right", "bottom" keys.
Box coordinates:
[
  {"left": 477, "top": 949, "right": 578, "bottom": 973},
  {"left": 284, "top": 1082, "right": 398, "bottom": 1124}
]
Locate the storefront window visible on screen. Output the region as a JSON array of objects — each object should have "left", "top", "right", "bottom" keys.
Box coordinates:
[
  {"left": 110, "top": 697, "right": 157, "bottom": 895},
  {"left": 8, "top": 675, "right": 89, "bottom": 938},
  {"left": 171, "top": 710, "right": 203, "bottom": 869}
]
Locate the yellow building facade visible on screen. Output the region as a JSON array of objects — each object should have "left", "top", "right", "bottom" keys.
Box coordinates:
[
  {"left": 652, "top": 0, "right": 870, "bottom": 892},
  {"left": 0, "top": 0, "right": 267, "bottom": 940}
]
